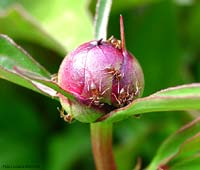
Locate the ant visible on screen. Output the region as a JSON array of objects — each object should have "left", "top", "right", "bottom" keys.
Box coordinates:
[
  {"left": 51, "top": 73, "right": 58, "bottom": 83},
  {"left": 57, "top": 107, "right": 73, "bottom": 123},
  {"left": 113, "top": 81, "right": 141, "bottom": 107},
  {"left": 134, "top": 80, "right": 141, "bottom": 97},
  {"left": 87, "top": 81, "right": 109, "bottom": 107},
  {"left": 104, "top": 67, "right": 122, "bottom": 81},
  {"left": 105, "top": 66, "right": 124, "bottom": 96},
  {"left": 107, "top": 36, "right": 122, "bottom": 50},
  {"left": 112, "top": 86, "right": 133, "bottom": 107}
]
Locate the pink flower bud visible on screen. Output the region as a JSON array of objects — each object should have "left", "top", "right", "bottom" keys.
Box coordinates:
[{"left": 58, "top": 16, "right": 144, "bottom": 123}]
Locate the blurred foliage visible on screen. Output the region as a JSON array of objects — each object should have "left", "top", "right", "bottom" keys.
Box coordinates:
[
  {"left": 0, "top": 0, "right": 199, "bottom": 170},
  {"left": 0, "top": 0, "right": 93, "bottom": 54}
]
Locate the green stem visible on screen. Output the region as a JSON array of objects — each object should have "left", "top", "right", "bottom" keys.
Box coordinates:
[{"left": 90, "top": 122, "right": 116, "bottom": 170}]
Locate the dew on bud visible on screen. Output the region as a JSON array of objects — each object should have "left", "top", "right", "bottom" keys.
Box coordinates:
[{"left": 57, "top": 15, "right": 144, "bottom": 123}]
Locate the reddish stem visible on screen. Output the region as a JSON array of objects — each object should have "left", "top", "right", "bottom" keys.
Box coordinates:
[
  {"left": 90, "top": 122, "right": 116, "bottom": 170},
  {"left": 120, "top": 15, "right": 126, "bottom": 52}
]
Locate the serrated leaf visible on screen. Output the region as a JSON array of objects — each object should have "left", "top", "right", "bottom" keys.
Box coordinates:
[
  {"left": 99, "top": 83, "right": 200, "bottom": 123},
  {"left": 147, "top": 118, "right": 200, "bottom": 170}
]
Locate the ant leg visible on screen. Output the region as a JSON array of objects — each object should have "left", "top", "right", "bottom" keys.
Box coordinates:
[
  {"left": 112, "top": 93, "right": 121, "bottom": 106},
  {"left": 134, "top": 81, "right": 140, "bottom": 96},
  {"left": 51, "top": 73, "right": 58, "bottom": 82},
  {"left": 57, "top": 107, "right": 73, "bottom": 123},
  {"left": 117, "top": 80, "right": 120, "bottom": 95},
  {"left": 57, "top": 107, "right": 65, "bottom": 118},
  {"left": 101, "top": 87, "right": 110, "bottom": 96}
]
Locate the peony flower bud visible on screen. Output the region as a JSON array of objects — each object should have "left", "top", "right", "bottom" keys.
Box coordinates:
[{"left": 58, "top": 16, "right": 144, "bottom": 123}]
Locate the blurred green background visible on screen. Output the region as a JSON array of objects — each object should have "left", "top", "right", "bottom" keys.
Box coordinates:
[{"left": 0, "top": 0, "right": 199, "bottom": 169}]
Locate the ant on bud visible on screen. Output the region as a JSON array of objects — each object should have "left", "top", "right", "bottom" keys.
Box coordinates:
[
  {"left": 107, "top": 36, "right": 122, "bottom": 50},
  {"left": 104, "top": 67, "right": 122, "bottom": 81},
  {"left": 57, "top": 107, "right": 73, "bottom": 123},
  {"left": 57, "top": 15, "right": 144, "bottom": 122},
  {"left": 51, "top": 73, "right": 58, "bottom": 83},
  {"left": 87, "top": 81, "right": 109, "bottom": 107},
  {"left": 112, "top": 85, "right": 135, "bottom": 107}
]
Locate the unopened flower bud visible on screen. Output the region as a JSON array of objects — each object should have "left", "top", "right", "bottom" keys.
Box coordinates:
[{"left": 58, "top": 16, "right": 144, "bottom": 123}]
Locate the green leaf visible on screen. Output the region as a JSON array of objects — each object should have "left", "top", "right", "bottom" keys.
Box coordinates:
[
  {"left": 0, "top": 34, "right": 53, "bottom": 96},
  {"left": 0, "top": 66, "right": 53, "bottom": 97},
  {"left": 14, "top": 66, "right": 75, "bottom": 101},
  {"left": 147, "top": 118, "right": 200, "bottom": 170},
  {"left": 94, "top": 0, "right": 112, "bottom": 39},
  {"left": 0, "top": 0, "right": 93, "bottom": 52},
  {"left": 0, "top": 34, "right": 50, "bottom": 77},
  {"left": 169, "top": 155, "right": 200, "bottom": 170},
  {"left": 0, "top": 34, "right": 75, "bottom": 100},
  {"left": 167, "top": 133, "right": 200, "bottom": 168},
  {"left": 99, "top": 83, "right": 200, "bottom": 123},
  {"left": 0, "top": 5, "right": 66, "bottom": 55}
]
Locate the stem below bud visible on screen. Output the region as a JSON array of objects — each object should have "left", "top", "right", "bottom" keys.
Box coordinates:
[{"left": 90, "top": 122, "right": 116, "bottom": 170}]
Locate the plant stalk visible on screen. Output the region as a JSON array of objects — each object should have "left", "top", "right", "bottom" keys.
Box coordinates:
[{"left": 90, "top": 122, "right": 116, "bottom": 170}]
